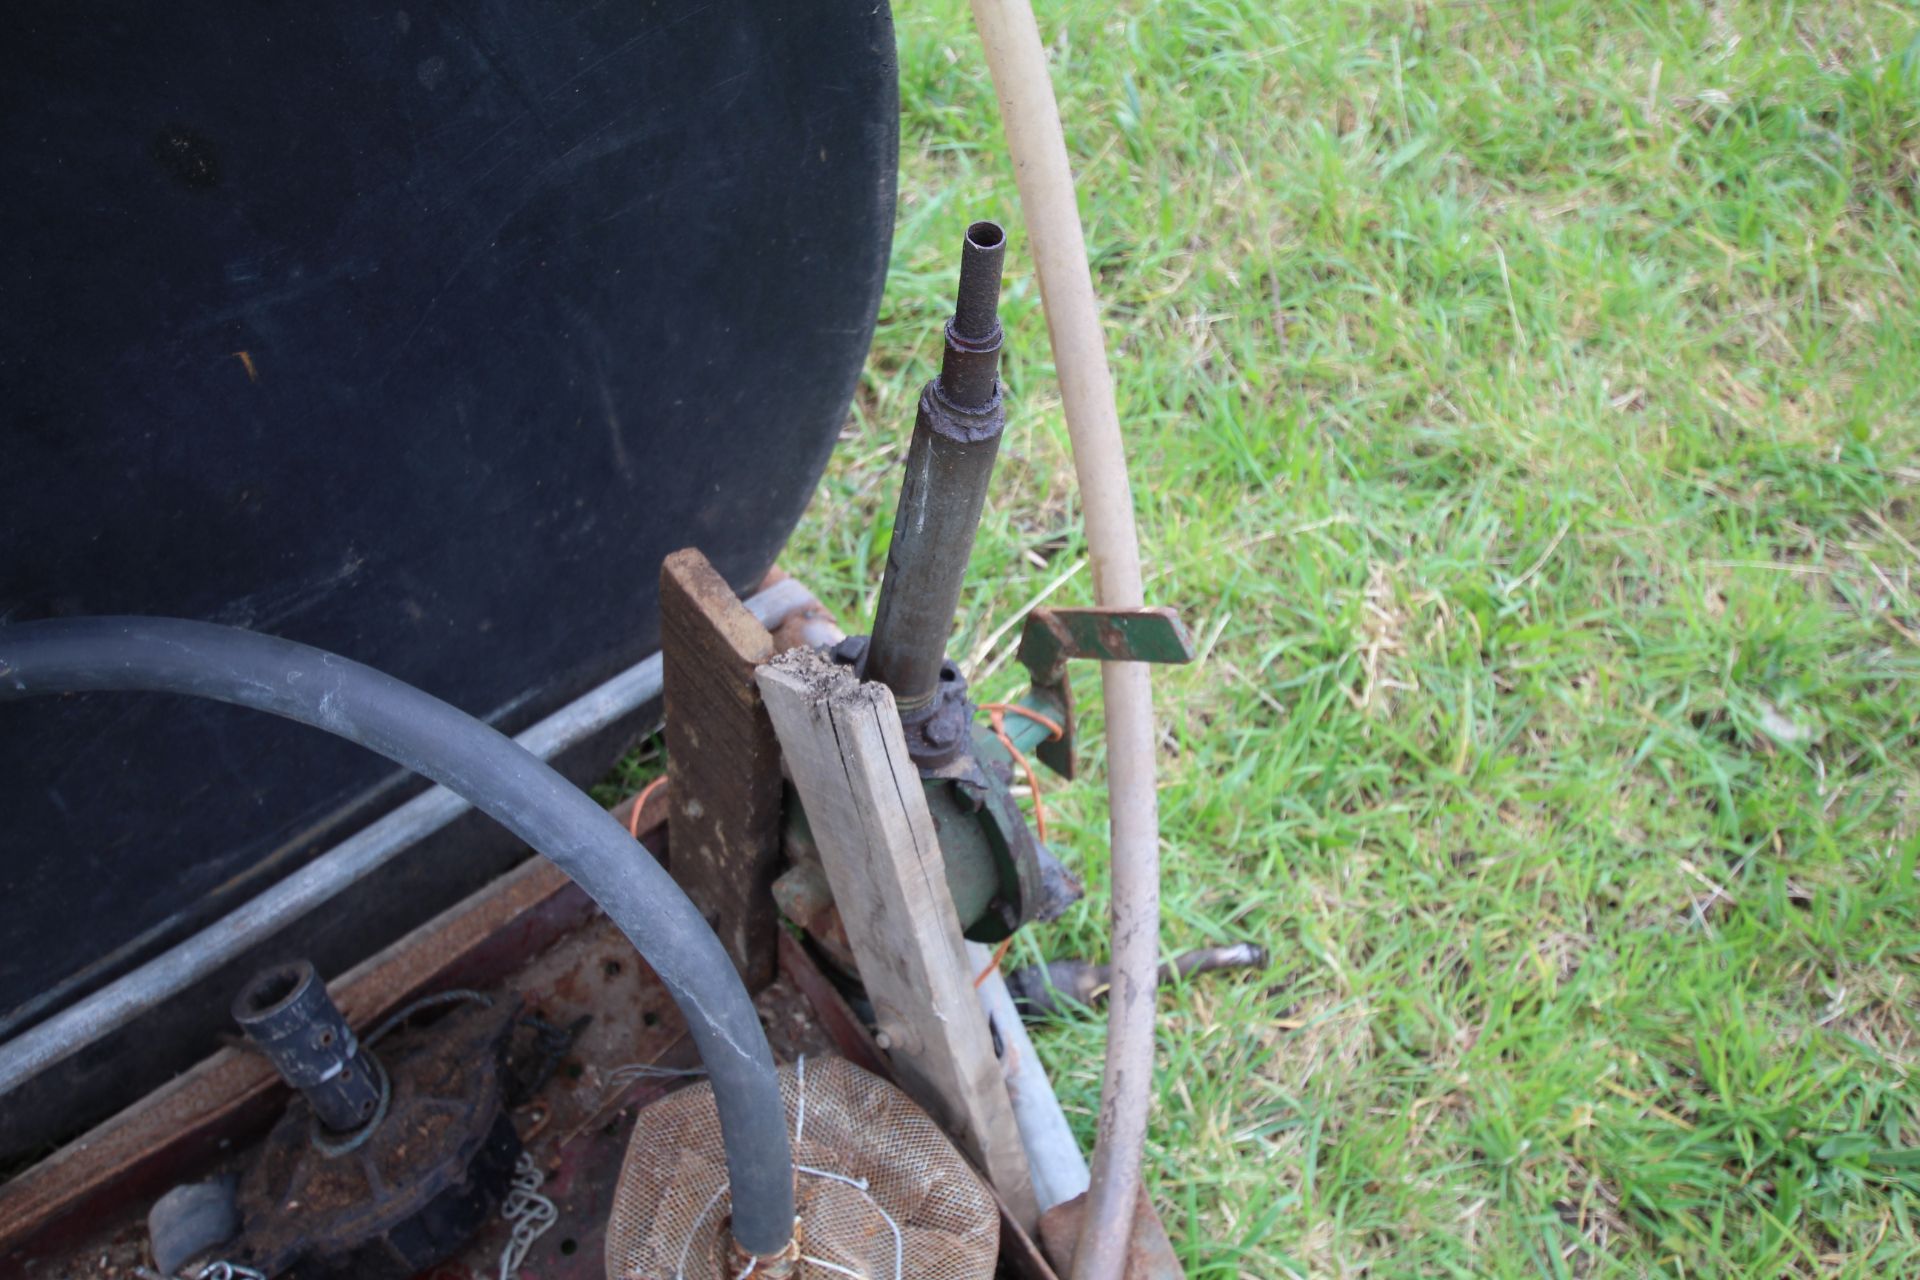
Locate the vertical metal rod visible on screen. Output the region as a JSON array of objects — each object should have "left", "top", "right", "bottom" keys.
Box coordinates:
[{"left": 864, "top": 221, "right": 1008, "bottom": 711}]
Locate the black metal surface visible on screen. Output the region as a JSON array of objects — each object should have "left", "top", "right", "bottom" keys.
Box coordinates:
[
  {"left": 0, "top": 0, "right": 896, "bottom": 1091},
  {"left": 233, "top": 962, "right": 383, "bottom": 1137},
  {"left": 862, "top": 224, "right": 1009, "bottom": 713},
  {"left": 233, "top": 1000, "right": 522, "bottom": 1280}
]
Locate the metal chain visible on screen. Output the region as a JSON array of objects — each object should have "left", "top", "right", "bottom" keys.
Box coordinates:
[
  {"left": 196, "top": 1263, "right": 267, "bottom": 1280},
  {"left": 498, "top": 1150, "right": 558, "bottom": 1280},
  {"left": 136, "top": 1253, "right": 270, "bottom": 1278}
]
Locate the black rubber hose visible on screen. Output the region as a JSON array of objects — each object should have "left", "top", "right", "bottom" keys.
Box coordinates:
[{"left": 0, "top": 616, "right": 794, "bottom": 1257}]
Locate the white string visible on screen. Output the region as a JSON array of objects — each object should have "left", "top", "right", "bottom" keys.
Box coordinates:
[
  {"left": 599, "top": 1061, "right": 708, "bottom": 1108},
  {"left": 666, "top": 1057, "right": 902, "bottom": 1280},
  {"left": 605, "top": 1061, "right": 710, "bottom": 1082},
  {"left": 498, "top": 1151, "right": 558, "bottom": 1280},
  {"left": 675, "top": 1177, "right": 732, "bottom": 1280},
  {"left": 795, "top": 1164, "right": 866, "bottom": 1189},
  {"left": 795, "top": 1167, "right": 902, "bottom": 1280},
  {"left": 793, "top": 1054, "right": 808, "bottom": 1143}
]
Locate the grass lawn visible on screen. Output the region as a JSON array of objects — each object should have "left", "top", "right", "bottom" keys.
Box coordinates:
[{"left": 671, "top": 2, "right": 1920, "bottom": 1275}]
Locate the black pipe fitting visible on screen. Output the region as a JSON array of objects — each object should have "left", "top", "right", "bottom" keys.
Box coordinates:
[
  {"left": 939, "top": 220, "right": 1007, "bottom": 409},
  {"left": 233, "top": 960, "right": 383, "bottom": 1135}
]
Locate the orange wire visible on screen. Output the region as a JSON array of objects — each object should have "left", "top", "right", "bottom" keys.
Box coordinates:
[
  {"left": 969, "top": 701, "right": 1063, "bottom": 988},
  {"left": 980, "top": 705, "right": 1049, "bottom": 844},
  {"left": 974, "top": 935, "right": 1015, "bottom": 988},
  {"left": 626, "top": 774, "right": 669, "bottom": 838},
  {"left": 978, "top": 701, "right": 1065, "bottom": 742}
]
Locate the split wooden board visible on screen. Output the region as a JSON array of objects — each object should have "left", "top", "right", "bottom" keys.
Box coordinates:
[{"left": 757, "top": 646, "right": 1038, "bottom": 1229}]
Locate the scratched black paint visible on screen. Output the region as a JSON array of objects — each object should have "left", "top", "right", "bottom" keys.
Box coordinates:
[
  {"left": 0, "top": 0, "right": 897, "bottom": 1157},
  {"left": 149, "top": 124, "right": 220, "bottom": 190}
]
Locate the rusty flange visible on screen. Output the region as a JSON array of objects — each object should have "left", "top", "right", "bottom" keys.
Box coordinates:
[{"left": 231, "top": 1000, "right": 522, "bottom": 1279}]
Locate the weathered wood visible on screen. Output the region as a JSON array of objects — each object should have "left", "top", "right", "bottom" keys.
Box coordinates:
[
  {"left": 660, "top": 547, "right": 785, "bottom": 988},
  {"left": 756, "top": 647, "right": 1039, "bottom": 1228}
]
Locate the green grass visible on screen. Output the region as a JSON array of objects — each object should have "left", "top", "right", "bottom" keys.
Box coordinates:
[
  {"left": 519, "top": 4, "right": 1911, "bottom": 1277},
  {"left": 771, "top": 1, "right": 1920, "bottom": 1274}
]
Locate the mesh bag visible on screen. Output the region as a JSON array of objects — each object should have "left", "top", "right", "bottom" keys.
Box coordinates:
[{"left": 605, "top": 1055, "right": 999, "bottom": 1280}]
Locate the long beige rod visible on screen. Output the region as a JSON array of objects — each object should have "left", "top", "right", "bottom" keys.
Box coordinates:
[{"left": 966, "top": 3, "right": 1162, "bottom": 1276}]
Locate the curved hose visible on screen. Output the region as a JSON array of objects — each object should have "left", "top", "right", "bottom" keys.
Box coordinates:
[
  {"left": 965, "top": 5, "right": 1163, "bottom": 1276},
  {"left": 0, "top": 616, "right": 795, "bottom": 1259}
]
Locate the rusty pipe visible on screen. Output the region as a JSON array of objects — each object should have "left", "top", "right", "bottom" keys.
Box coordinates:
[
  {"left": 941, "top": 219, "right": 1008, "bottom": 407},
  {"left": 1004, "top": 943, "right": 1270, "bottom": 1020},
  {"left": 862, "top": 222, "right": 1008, "bottom": 713}
]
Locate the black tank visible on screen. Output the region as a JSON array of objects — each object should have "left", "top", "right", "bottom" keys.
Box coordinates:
[{"left": 0, "top": 0, "right": 896, "bottom": 1151}]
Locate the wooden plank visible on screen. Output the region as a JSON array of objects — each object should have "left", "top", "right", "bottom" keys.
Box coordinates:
[
  {"left": 660, "top": 547, "right": 784, "bottom": 987},
  {"left": 1, "top": 793, "right": 674, "bottom": 1262},
  {"left": 756, "top": 647, "right": 1038, "bottom": 1229}
]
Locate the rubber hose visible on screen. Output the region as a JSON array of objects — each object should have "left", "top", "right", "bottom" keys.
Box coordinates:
[
  {"left": 0, "top": 616, "right": 794, "bottom": 1259},
  {"left": 965, "top": 5, "right": 1163, "bottom": 1275}
]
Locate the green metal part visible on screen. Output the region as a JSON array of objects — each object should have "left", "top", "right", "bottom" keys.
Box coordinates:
[
  {"left": 921, "top": 776, "right": 1002, "bottom": 934},
  {"left": 922, "top": 718, "right": 1057, "bottom": 943},
  {"left": 777, "top": 604, "right": 1194, "bottom": 946},
  {"left": 783, "top": 727, "right": 1051, "bottom": 944},
  {"left": 1011, "top": 605, "right": 1197, "bottom": 780},
  {"left": 1016, "top": 605, "right": 1197, "bottom": 685}
]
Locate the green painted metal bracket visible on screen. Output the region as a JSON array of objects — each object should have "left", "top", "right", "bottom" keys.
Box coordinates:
[{"left": 1009, "top": 605, "right": 1196, "bottom": 780}]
